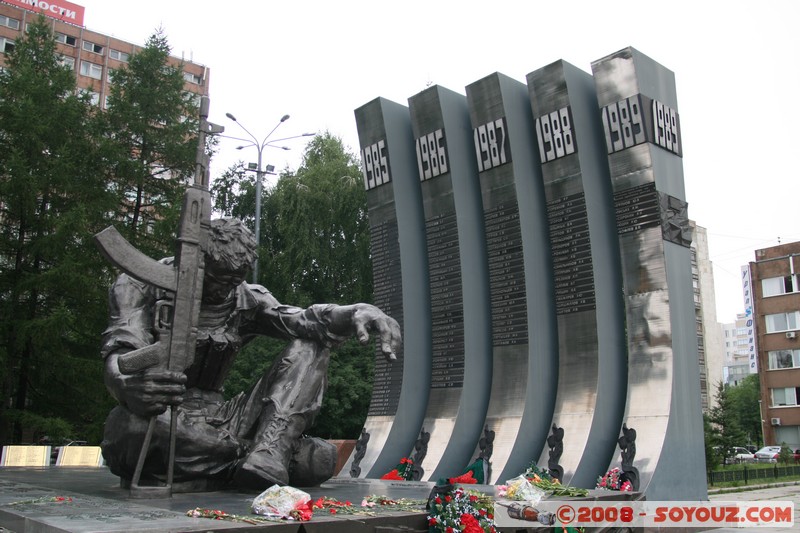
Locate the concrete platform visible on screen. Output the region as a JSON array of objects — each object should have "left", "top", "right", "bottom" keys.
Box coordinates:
[{"left": 0, "top": 467, "right": 433, "bottom": 532}]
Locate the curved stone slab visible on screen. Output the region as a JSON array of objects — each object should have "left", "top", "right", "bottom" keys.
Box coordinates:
[
  {"left": 339, "top": 97, "right": 432, "bottom": 479},
  {"left": 407, "top": 85, "right": 493, "bottom": 481},
  {"left": 465, "top": 72, "right": 559, "bottom": 483},
  {"left": 527, "top": 60, "right": 627, "bottom": 488},
  {"left": 591, "top": 46, "right": 706, "bottom": 500}
]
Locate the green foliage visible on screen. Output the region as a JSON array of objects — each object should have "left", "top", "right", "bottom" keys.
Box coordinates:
[
  {"left": 704, "top": 375, "right": 764, "bottom": 469},
  {"left": 778, "top": 442, "right": 792, "bottom": 464},
  {"left": 707, "top": 381, "right": 746, "bottom": 461},
  {"left": 219, "top": 133, "right": 376, "bottom": 438},
  {"left": 222, "top": 337, "right": 283, "bottom": 401},
  {"left": 725, "top": 374, "right": 762, "bottom": 447},
  {"left": 101, "top": 28, "right": 199, "bottom": 258},
  {"left": 211, "top": 162, "right": 256, "bottom": 224},
  {"left": 4, "top": 410, "right": 74, "bottom": 444},
  {"left": 0, "top": 22, "right": 199, "bottom": 444},
  {"left": 260, "top": 132, "right": 372, "bottom": 305},
  {"left": 310, "top": 338, "right": 375, "bottom": 438},
  {"left": 703, "top": 414, "right": 721, "bottom": 471},
  {"left": 0, "top": 16, "right": 116, "bottom": 443}
]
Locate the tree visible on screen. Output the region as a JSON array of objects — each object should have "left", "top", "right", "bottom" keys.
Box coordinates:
[
  {"left": 778, "top": 442, "right": 792, "bottom": 464},
  {"left": 0, "top": 22, "right": 203, "bottom": 444},
  {"left": 726, "top": 374, "right": 762, "bottom": 448},
  {"left": 218, "top": 133, "right": 376, "bottom": 438},
  {"left": 211, "top": 161, "right": 256, "bottom": 224},
  {"left": 260, "top": 132, "right": 372, "bottom": 305},
  {"left": 0, "top": 16, "right": 117, "bottom": 443},
  {"left": 707, "top": 382, "right": 746, "bottom": 464},
  {"left": 102, "top": 28, "right": 199, "bottom": 258},
  {"left": 703, "top": 413, "right": 720, "bottom": 471}
]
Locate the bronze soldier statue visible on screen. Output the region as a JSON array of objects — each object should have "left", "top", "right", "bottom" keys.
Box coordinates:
[{"left": 100, "top": 218, "right": 401, "bottom": 490}]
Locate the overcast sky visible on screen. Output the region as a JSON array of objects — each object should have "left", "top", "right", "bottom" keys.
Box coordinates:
[{"left": 71, "top": 0, "right": 799, "bottom": 324}]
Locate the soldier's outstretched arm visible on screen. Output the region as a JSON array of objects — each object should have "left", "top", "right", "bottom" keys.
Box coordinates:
[{"left": 325, "top": 303, "right": 402, "bottom": 361}]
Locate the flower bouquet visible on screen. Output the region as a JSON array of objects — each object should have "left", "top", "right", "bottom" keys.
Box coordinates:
[
  {"left": 596, "top": 467, "right": 632, "bottom": 491},
  {"left": 503, "top": 463, "right": 589, "bottom": 498},
  {"left": 252, "top": 484, "right": 313, "bottom": 520},
  {"left": 380, "top": 456, "right": 415, "bottom": 480},
  {"left": 427, "top": 487, "right": 495, "bottom": 533}
]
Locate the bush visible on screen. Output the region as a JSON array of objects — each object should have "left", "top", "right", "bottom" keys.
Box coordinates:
[
  {"left": 4, "top": 410, "right": 74, "bottom": 444},
  {"left": 778, "top": 443, "right": 793, "bottom": 464}
]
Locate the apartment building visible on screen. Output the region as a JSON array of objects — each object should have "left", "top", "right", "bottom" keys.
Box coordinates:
[
  {"left": 0, "top": 0, "right": 209, "bottom": 106},
  {"left": 749, "top": 242, "right": 800, "bottom": 449}
]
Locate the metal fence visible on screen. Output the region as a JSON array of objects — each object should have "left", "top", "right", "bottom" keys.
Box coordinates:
[{"left": 708, "top": 464, "right": 800, "bottom": 486}]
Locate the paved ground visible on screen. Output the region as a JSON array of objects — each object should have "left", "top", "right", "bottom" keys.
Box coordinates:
[
  {"left": 702, "top": 482, "right": 799, "bottom": 532},
  {"left": 0, "top": 468, "right": 795, "bottom": 532}
]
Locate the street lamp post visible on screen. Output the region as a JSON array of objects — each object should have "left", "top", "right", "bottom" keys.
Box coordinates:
[{"left": 225, "top": 112, "right": 313, "bottom": 283}]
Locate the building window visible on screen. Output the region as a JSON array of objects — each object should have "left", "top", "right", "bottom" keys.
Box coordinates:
[
  {"left": 762, "top": 275, "right": 798, "bottom": 297},
  {"left": 765, "top": 311, "right": 800, "bottom": 333},
  {"left": 0, "top": 15, "right": 20, "bottom": 30},
  {"left": 79, "top": 60, "right": 103, "bottom": 80},
  {"left": 82, "top": 40, "right": 104, "bottom": 54},
  {"left": 109, "top": 49, "right": 130, "bottom": 62},
  {"left": 771, "top": 387, "right": 800, "bottom": 407},
  {"left": 183, "top": 71, "right": 202, "bottom": 84},
  {"left": 0, "top": 38, "right": 14, "bottom": 54},
  {"left": 58, "top": 55, "right": 75, "bottom": 70},
  {"left": 768, "top": 349, "right": 800, "bottom": 370},
  {"left": 107, "top": 68, "right": 115, "bottom": 83},
  {"left": 55, "top": 33, "right": 77, "bottom": 46},
  {"left": 78, "top": 89, "right": 100, "bottom": 106}
]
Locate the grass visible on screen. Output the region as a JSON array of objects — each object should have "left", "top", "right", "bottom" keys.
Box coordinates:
[
  {"left": 710, "top": 461, "right": 798, "bottom": 472},
  {"left": 709, "top": 476, "right": 800, "bottom": 491},
  {"left": 707, "top": 461, "right": 800, "bottom": 489}
]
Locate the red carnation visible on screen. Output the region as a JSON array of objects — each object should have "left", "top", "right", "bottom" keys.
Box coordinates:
[
  {"left": 381, "top": 469, "right": 403, "bottom": 480},
  {"left": 448, "top": 471, "right": 478, "bottom": 484}
]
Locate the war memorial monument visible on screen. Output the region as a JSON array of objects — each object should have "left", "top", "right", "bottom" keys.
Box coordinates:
[
  {"left": 0, "top": 45, "right": 707, "bottom": 531},
  {"left": 343, "top": 45, "right": 706, "bottom": 502}
]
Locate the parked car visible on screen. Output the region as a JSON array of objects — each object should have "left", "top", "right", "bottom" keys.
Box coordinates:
[
  {"left": 729, "top": 446, "right": 755, "bottom": 464},
  {"left": 754, "top": 446, "right": 782, "bottom": 463}
]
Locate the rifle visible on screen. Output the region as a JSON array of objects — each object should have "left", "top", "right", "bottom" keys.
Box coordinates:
[
  {"left": 495, "top": 501, "right": 556, "bottom": 525},
  {"left": 94, "top": 96, "right": 223, "bottom": 498}
]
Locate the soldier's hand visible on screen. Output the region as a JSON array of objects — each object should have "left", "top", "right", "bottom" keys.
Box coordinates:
[
  {"left": 123, "top": 369, "right": 187, "bottom": 416},
  {"left": 353, "top": 305, "right": 402, "bottom": 362},
  {"left": 108, "top": 365, "right": 186, "bottom": 417}
]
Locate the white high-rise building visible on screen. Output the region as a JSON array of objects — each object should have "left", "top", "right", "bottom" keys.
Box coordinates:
[{"left": 691, "top": 222, "right": 725, "bottom": 411}]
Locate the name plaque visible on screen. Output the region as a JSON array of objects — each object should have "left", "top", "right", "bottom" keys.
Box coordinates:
[
  {"left": 1, "top": 445, "right": 50, "bottom": 466},
  {"left": 426, "top": 211, "right": 465, "bottom": 390},
  {"left": 485, "top": 204, "right": 528, "bottom": 346},
  {"left": 613, "top": 182, "right": 660, "bottom": 235},
  {"left": 367, "top": 221, "right": 404, "bottom": 417},
  {"left": 547, "top": 192, "right": 595, "bottom": 314},
  {"left": 56, "top": 445, "right": 103, "bottom": 466}
]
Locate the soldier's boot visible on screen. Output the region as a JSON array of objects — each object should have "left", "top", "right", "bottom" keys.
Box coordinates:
[
  {"left": 288, "top": 436, "right": 337, "bottom": 487},
  {"left": 233, "top": 412, "right": 304, "bottom": 489}
]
